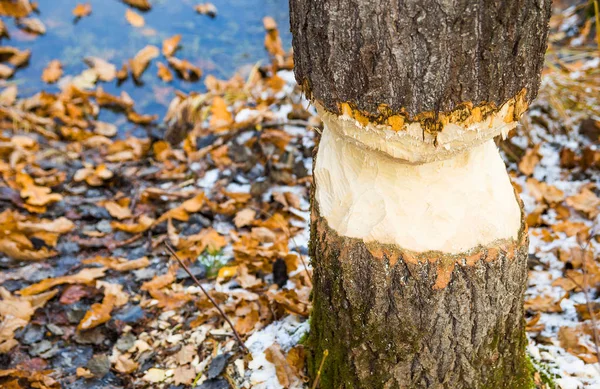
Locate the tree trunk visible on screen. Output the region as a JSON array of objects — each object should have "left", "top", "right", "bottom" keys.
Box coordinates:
[{"left": 290, "top": 0, "right": 552, "bottom": 388}]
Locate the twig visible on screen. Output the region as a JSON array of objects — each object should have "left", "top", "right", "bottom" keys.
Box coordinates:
[
  {"left": 311, "top": 349, "right": 329, "bottom": 389},
  {"left": 165, "top": 241, "right": 249, "bottom": 354}
]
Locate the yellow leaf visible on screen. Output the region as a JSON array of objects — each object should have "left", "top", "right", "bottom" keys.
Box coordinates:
[
  {"left": 72, "top": 3, "right": 92, "bottom": 18},
  {"left": 19, "top": 267, "right": 106, "bottom": 296},
  {"left": 102, "top": 200, "right": 132, "bottom": 220},
  {"left": 125, "top": 8, "right": 144, "bottom": 27},
  {"left": 162, "top": 34, "right": 181, "bottom": 57}
]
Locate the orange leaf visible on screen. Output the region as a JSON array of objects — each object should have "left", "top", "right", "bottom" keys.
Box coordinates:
[{"left": 162, "top": 34, "right": 181, "bottom": 57}]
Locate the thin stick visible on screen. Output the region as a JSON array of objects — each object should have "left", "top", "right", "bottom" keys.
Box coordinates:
[
  {"left": 165, "top": 242, "right": 249, "bottom": 354},
  {"left": 311, "top": 349, "right": 329, "bottom": 389},
  {"left": 593, "top": 0, "right": 600, "bottom": 57}
]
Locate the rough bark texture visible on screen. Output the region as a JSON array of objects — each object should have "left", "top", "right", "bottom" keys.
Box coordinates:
[
  {"left": 290, "top": 0, "right": 552, "bottom": 118},
  {"left": 308, "top": 201, "right": 533, "bottom": 389}
]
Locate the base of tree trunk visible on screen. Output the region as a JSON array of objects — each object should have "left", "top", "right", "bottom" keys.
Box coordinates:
[{"left": 308, "top": 199, "right": 534, "bottom": 389}]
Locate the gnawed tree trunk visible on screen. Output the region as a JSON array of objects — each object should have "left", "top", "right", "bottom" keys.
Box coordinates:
[{"left": 290, "top": 0, "right": 552, "bottom": 388}]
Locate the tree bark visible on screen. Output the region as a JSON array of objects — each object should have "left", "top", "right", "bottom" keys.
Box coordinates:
[
  {"left": 309, "top": 195, "right": 533, "bottom": 389},
  {"left": 290, "top": 1, "right": 551, "bottom": 388},
  {"left": 290, "top": 0, "right": 551, "bottom": 119}
]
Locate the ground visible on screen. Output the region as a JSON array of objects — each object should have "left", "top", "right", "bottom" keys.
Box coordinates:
[{"left": 0, "top": 1, "right": 599, "bottom": 389}]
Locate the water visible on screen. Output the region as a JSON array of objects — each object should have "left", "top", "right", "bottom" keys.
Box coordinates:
[{"left": 1, "top": 0, "right": 291, "bottom": 118}]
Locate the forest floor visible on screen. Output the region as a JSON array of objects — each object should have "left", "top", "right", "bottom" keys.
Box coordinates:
[{"left": 0, "top": 1, "right": 599, "bottom": 389}]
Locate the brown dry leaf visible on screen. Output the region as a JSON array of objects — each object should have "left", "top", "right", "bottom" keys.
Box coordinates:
[
  {"left": 157, "top": 193, "right": 206, "bottom": 223},
  {"left": 195, "top": 3, "right": 217, "bottom": 17},
  {"left": 265, "top": 343, "right": 296, "bottom": 388},
  {"left": 76, "top": 367, "right": 95, "bottom": 378},
  {"left": 175, "top": 344, "right": 197, "bottom": 364},
  {"left": 524, "top": 294, "right": 566, "bottom": 313},
  {"left": 173, "top": 366, "right": 196, "bottom": 385},
  {"left": 16, "top": 172, "right": 62, "bottom": 207},
  {"left": 286, "top": 345, "right": 306, "bottom": 380},
  {"left": 157, "top": 62, "right": 173, "bottom": 82},
  {"left": 518, "top": 145, "right": 541, "bottom": 176},
  {"left": 234, "top": 208, "right": 256, "bottom": 228},
  {"left": 129, "top": 45, "right": 159, "bottom": 80},
  {"left": 0, "top": 64, "right": 13, "bottom": 79},
  {"left": 78, "top": 282, "right": 128, "bottom": 330},
  {"left": 263, "top": 16, "right": 277, "bottom": 31},
  {"left": 127, "top": 110, "right": 158, "bottom": 125},
  {"left": 84, "top": 57, "right": 117, "bottom": 82},
  {"left": 0, "top": 287, "right": 57, "bottom": 353},
  {"left": 0, "top": 46, "right": 31, "bottom": 67},
  {"left": 102, "top": 200, "right": 132, "bottom": 220},
  {"left": 94, "top": 121, "right": 117, "bottom": 137},
  {"left": 0, "top": 0, "right": 32, "bottom": 18},
  {"left": 162, "top": 34, "right": 181, "bottom": 57},
  {"left": 0, "top": 84, "right": 17, "bottom": 105},
  {"left": 111, "top": 214, "right": 155, "bottom": 233},
  {"left": 19, "top": 267, "right": 106, "bottom": 296},
  {"left": 141, "top": 267, "right": 177, "bottom": 291},
  {"left": 566, "top": 186, "right": 600, "bottom": 218},
  {"left": 114, "top": 355, "right": 138, "bottom": 374},
  {"left": 74, "top": 163, "right": 114, "bottom": 186},
  {"left": 0, "top": 239, "right": 56, "bottom": 261},
  {"left": 72, "top": 3, "right": 91, "bottom": 18},
  {"left": 167, "top": 57, "right": 201, "bottom": 81},
  {"left": 125, "top": 8, "right": 144, "bottom": 27},
  {"left": 209, "top": 96, "right": 233, "bottom": 130},
  {"left": 41, "top": 60, "right": 62, "bottom": 83},
  {"left": 123, "top": 0, "right": 151, "bottom": 11},
  {"left": 17, "top": 17, "right": 45, "bottom": 34},
  {"left": 82, "top": 256, "right": 149, "bottom": 271},
  {"left": 167, "top": 218, "right": 180, "bottom": 248},
  {"left": 116, "top": 63, "right": 128, "bottom": 81},
  {"left": 558, "top": 326, "right": 598, "bottom": 364}
]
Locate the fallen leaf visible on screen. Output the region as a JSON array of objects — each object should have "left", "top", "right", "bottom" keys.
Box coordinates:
[
  {"left": 114, "top": 354, "right": 138, "bottom": 374},
  {"left": 129, "top": 45, "right": 159, "bottom": 80},
  {"left": 0, "top": 64, "right": 13, "bottom": 79},
  {"left": 167, "top": 57, "right": 201, "bottom": 81},
  {"left": 72, "top": 3, "right": 91, "bottom": 18},
  {"left": 162, "top": 34, "right": 181, "bottom": 57},
  {"left": 566, "top": 186, "right": 600, "bottom": 218},
  {"left": 76, "top": 367, "right": 95, "bottom": 378},
  {"left": 265, "top": 343, "right": 296, "bottom": 388},
  {"left": 41, "top": 60, "right": 62, "bottom": 83},
  {"left": 173, "top": 366, "right": 196, "bottom": 385},
  {"left": 125, "top": 8, "right": 144, "bottom": 27},
  {"left": 157, "top": 62, "right": 173, "bottom": 82},
  {"left": 78, "top": 282, "right": 128, "bottom": 330},
  {"left": 234, "top": 208, "right": 256, "bottom": 228},
  {"left": 19, "top": 267, "right": 106, "bottom": 296},
  {"left": 195, "top": 3, "right": 217, "bottom": 18},
  {"left": 0, "top": 287, "right": 57, "bottom": 352},
  {"left": 84, "top": 57, "right": 117, "bottom": 82},
  {"left": 127, "top": 110, "right": 158, "bottom": 125},
  {"left": 143, "top": 368, "right": 166, "bottom": 383},
  {"left": 209, "top": 96, "right": 233, "bottom": 130},
  {"left": 17, "top": 17, "right": 45, "bottom": 35},
  {"left": 0, "top": 0, "right": 33, "bottom": 18},
  {"left": 111, "top": 214, "right": 155, "bottom": 233},
  {"left": 16, "top": 172, "right": 62, "bottom": 207},
  {"left": 518, "top": 145, "right": 541, "bottom": 176},
  {"left": 82, "top": 256, "right": 150, "bottom": 271},
  {"left": 102, "top": 200, "right": 132, "bottom": 220},
  {"left": 123, "top": 0, "right": 151, "bottom": 11}
]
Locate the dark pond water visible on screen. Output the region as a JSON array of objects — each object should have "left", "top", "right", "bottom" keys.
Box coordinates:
[{"left": 2, "top": 0, "right": 291, "bottom": 118}]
